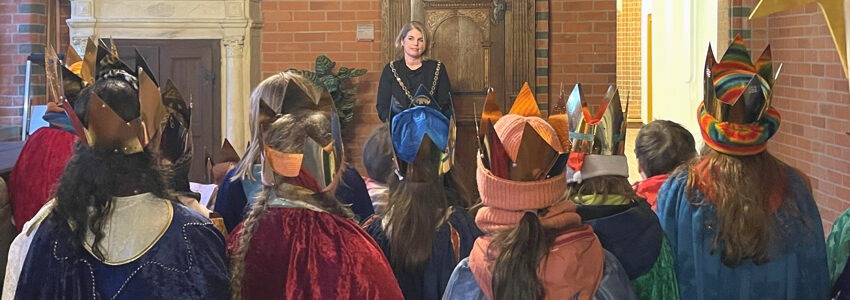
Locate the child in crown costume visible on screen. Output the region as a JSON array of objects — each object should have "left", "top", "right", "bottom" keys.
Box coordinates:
[
  {"left": 655, "top": 35, "right": 829, "bottom": 299},
  {"left": 214, "top": 73, "right": 374, "bottom": 231},
  {"left": 562, "top": 83, "right": 678, "bottom": 299},
  {"left": 3, "top": 39, "right": 230, "bottom": 299},
  {"left": 362, "top": 84, "right": 481, "bottom": 300},
  {"left": 443, "top": 83, "right": 635, "bottom": 300},
  {"left": 8, "top": 46, "right": 85, "bottom": 233},
  {"left": 226, "top": 72, "right": 402, "bottom": 299}
]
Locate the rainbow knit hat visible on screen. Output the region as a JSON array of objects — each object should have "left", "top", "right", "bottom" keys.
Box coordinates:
[{"left": 699, "top": 35, "right": 780, "bottom": 156}]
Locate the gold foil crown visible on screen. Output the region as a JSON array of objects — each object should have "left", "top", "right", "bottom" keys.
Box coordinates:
[
  {"left": 476, "top": 83, "right": 568, "bottom": 181},
  {"left": 703, "top": 35, "right": 778, "bottom": 123},
  {"left": 565, "top": 83, "right": 627, "bottom": 155},
  {"left": 257, "top": 73, "right": 342, "bottom": 189},
  {"left": 59, "top": 38, "right": 168, "bottom": 155}
]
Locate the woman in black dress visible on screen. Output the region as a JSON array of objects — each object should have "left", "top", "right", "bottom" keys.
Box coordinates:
[{"left": 376, "top": 21, "right": 453, "bottom": 122}]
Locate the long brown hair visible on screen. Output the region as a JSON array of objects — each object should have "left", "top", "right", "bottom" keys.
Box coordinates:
[
  {"left": 383, "top": 163, "right": 472, "bottom": 271},
  {"left": 229, "top": 74, "right": 354, "bottom": 299},
  {"left": 684, "top": 146, "right": 792, "bottom": 266},
  {"left": 490, "top": 211, "right": 557, "bottom": 300}
]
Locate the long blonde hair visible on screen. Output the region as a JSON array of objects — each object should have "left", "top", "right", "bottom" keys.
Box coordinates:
[
  {"left": 232, "top": 72, "right": 321, "bottom": 181},
  {"left": 228, "top": 82, "right": 354, "bottom": 299},
  {"left": 394, "top": 21, "right": 430, "bottom": 60}
]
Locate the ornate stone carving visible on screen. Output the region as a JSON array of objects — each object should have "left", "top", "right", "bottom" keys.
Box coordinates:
[
  {"left": 223, "top": 37, "right": 244, "bottom": 57},
  {"left": 64, "top": 0, "right": 274, "bottom": 153}
]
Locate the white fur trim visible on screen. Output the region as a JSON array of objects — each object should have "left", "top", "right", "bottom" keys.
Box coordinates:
[{"left": 566, "top": 155, "right": 629, "bottom": 184}]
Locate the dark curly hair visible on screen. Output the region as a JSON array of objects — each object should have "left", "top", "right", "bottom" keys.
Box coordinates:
[{"left": 52, "top": 73, "right": 171, "bottom": 260}]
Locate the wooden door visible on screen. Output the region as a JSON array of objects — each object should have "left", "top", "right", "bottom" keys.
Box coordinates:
[
  {"left": 383, "top": 0, "right": 536, "bottom": 195},
  {"left": 116, "top": 39, "right": 222, "bottom": 184}
]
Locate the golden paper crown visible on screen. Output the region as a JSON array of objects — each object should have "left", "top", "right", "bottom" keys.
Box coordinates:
[
  {"left": 703, "top": 35, "right": 778, "bottom": 123},
  {"left": 51, "top": 37, "right": 169, "bottom": 155},
  {"left": 476, "top": 83, "right": 568, "bottom": 181},
  {"left": 256, "top": 73, "right": 342, "bottom": 190}
]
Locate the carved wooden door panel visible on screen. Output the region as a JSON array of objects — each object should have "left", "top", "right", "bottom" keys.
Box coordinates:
[
  {"left": 422, "top": 0, "right": 536, "bottom": 195},
  {"left": 116, "top": 39, "right": 222, "bottom": 184}
]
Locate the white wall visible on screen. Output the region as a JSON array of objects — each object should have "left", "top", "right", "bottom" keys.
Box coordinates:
[{"left": 642, "top": 0, "right": 717, "bottom": 147}]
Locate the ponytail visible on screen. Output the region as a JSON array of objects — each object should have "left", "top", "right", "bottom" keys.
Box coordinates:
[{"left": 491, "top": 211, "right": 555, "bottom": 300}]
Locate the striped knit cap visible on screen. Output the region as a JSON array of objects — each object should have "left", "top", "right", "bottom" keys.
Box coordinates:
[{"left": 700, "top": 35, "right": 780, "bottom": 155}]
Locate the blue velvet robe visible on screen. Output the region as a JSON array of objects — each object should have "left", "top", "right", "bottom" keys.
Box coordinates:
[
  {"left": 14, "top": 201, "right": 230, "bottom": 299},
  {"left": 215, "top": 163, "right": 374, "bottom": 231},
  {"left": 364, "top": 208, "right": 482, "bottom": 300},
  {"left": 656, "top": 168, "right": 829, "bottom": 299}
]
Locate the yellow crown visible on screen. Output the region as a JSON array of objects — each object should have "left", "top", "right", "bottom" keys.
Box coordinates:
[
  {"left": 703, "top": 35, "right": 777, "bottom": 123},
  {"left": 256, "top": 72, "right": 342, "bottom": 190},
  {"left": 476, "top": 83, "right": 568, "bottom": 181},
  {"left": 47, "top": 37, "right": 169, "bottom": 155}
]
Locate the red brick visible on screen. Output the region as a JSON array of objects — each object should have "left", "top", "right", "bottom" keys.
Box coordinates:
[
  {"left": 261, "top": 1, "right": 278, "bottom": 10},
  {"left": 280, "top": 2, "right": 309, "bottom": 10},
  {"left": 309, "top": 1, "right": 340, "bottom": 10},
  {"left": 292, "top": 11, "right": 325, "bottom": 21},
  {"left": 264, "top": 11, "right": 292, "bottom": 22},
  {"left": 309, "top": 22, "right": 341, "bottom": 32},
  {"left": 310, "top": 42, "right": 341, "bottom": 52},
  {"left": 327, "top": 11, "right": 356, "bottom": 20},
  {"left": 345, "top": 1, "right": 371, "bottom": 10},
  {"left": 292, "top": 32, "right": 325, "bottom": 42}
]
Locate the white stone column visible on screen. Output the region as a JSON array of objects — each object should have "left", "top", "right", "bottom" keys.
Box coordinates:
[{"left": 223, "top": 37, "right": 246, "bottom": 153}]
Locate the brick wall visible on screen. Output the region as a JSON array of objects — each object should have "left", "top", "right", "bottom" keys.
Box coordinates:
[
  {"left": 260, "top": 0, "right": 383, "bottom": 167},
  {"left": 766, "top": 5, "right": 850, "bottom": 232},
  {"left": 549, "top": 0, "right": 617, "bottom": 111},
  {"left": 0, "top": 0, "right": 70, "bottom": 139},
  {"left": 536, "top": 0, "right": 550, "bottom": 109},
  {"left": 616, "top": 0, "right": 641, "bottom": 122},
  {"left": 0, "top": 0, "right": 50, "bottom": 135},
  {"left": 0, "top": 0, "right": 619, "bottom": 171},
  {"left": 727, "top": 1, "right": 850, "bottom": 232},
  {"left": 259, "top": 0, "right": 611, "bottom": 171}
]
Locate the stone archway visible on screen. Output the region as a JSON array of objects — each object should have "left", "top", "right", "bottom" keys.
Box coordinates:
[{"left": 66, "top": 0, "right": 263, "bottom": 153}]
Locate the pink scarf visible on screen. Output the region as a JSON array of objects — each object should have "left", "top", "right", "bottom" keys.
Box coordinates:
[{"left": 469, "top": 162, "right": 604, "bottom": 299}]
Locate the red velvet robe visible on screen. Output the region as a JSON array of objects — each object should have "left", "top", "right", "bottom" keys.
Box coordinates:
[
  {"left": 8, "top": 127, "right": 76, "bottom": 232},
  {"left": 227, "top": 206, "right": 403, "bottom": 299}
]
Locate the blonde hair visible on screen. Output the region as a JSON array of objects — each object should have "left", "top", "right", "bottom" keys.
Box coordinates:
[
  {"left": 394, "top": 21, "right": 430, "bottom": 59},
  {"left": 229, "top": 77, "right": 354, "bottom": 299},
  {"left": 232, "top": 72, "right": 322, "bottom": 181}
]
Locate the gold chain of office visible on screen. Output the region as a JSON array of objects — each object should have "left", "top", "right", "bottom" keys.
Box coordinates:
[{"left": 390, "top": 60, "right": 441, "bottom": 103}]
